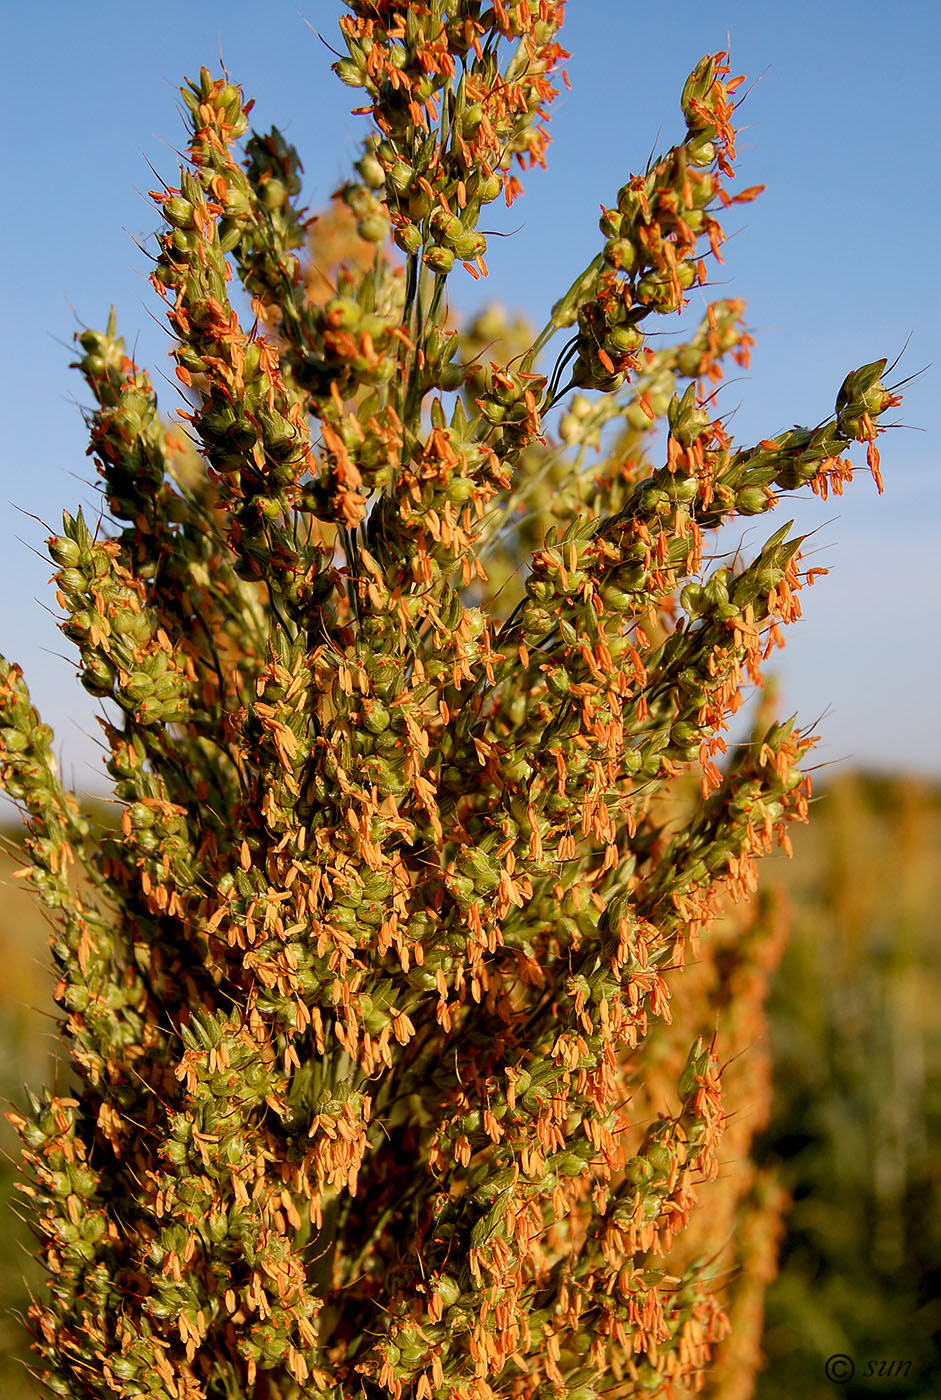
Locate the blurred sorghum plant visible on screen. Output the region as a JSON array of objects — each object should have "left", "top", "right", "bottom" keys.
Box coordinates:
[{"left": 0, "top": 4, "right": 902, "bottom": 1398}]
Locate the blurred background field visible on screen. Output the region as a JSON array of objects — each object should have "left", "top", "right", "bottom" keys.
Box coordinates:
[
  {"left": 2, "top": 772, "right": 939, "bottom": 1399},
  {"left": 754, "top": 774, "right": 941, "bottom": 1398}
]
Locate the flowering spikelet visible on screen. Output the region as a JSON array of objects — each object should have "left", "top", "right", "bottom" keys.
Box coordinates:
[{"left": 0, "top": 8, "right": 901, "bottom": 1398}]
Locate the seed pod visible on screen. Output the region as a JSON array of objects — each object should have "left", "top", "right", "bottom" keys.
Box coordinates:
[
  {"left": 602, "top": 238, "right": 636, "bottom": 272},
  {"left": 599, "top": 207, "right": 622, "bottom": 239},
  {"left": 623, "top": 1156, "right": 655, "bottom": 1188},
  {"left": 325, "top": 297, "right": 362, "bottom": 331},
  {"left": 128, "top": 802, "right": 156, "bottom": 830},
  {"left": 152, "top": 672, "right": 179, "bottom": 701},
  {"left": 334, "top": 58, "right": 366, "bottom": 87},
  {"left": 81, "top": 657, "right": 115, "bottom": 696},
  {"left": 363, "top": 700, "right": 391, "bottom": 734},
  {"left": 111, "top": 608, "right": 142, "bottom": 638},
  {"left": 646, "top": 1142, "right": 674, "bottom": 1178},
  {"left": 62, "top": 610, "right": 94, "bottom": 642},
  {"left": 218, "top": 220, "right": 241, "bottom": 253},
  {"left": 665, "top": 473, "right": 698, "bottom": 502},
  {"left": 607, "top": 324, "right": 643, "bottom": 354},
  {"left": 0, "top": 727, "right": 28, "bottom": 754},
  {"left": 465, "top": 167, "right": 499, "bottom": 206},
  {"left": 430, "top": 208, "right": 463, "bottom": 245},
  {"left": 123, "top": 673, "right": 155, "bottom": 701},
  {"left": 545, "top": 668, "right": 571, "bottom": 699},
  {"left": 164, "top": 196, "right": 196, "bottom": 229},
  {"left": 393, "top": 222, "right": 423, "bottom": 256},
  {"left": 57, "top": 568, "right": 87, "bottom": 595},
  {"left": 703, "top": 570, "right": 730, "bottom": 608},
  {"left": 358, "top": 151, "right": 385, "bottom": 190},
  {"left": 433, "top": 1273, "right": 462, "bottom": 1309},
  {"left": 49, "top": 537, "right": 82, "bottom": 569},
  {"left": 452, "top": 230, "right": 487, "bottom": 262},
  {"left": 424, "top": 244, "right": 455, "bottom": 274},
  {"left": 222, "top": 185, "right": 251, "bottom": 219},
  {"left": 135, "top": 695, "right": 167, "bottom": 724},
  {"left": 735, "top": 485, "right": 769, "bottom": 515},
  {"left": 449, "top": 873, "right": 475, "bottom": 907}
]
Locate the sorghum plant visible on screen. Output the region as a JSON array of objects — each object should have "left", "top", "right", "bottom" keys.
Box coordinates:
[{"left": 1, "top": 4, "right": 901, "bottom": 1398}]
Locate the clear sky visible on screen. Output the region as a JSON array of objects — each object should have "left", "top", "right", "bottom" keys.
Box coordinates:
[{"left": 1, "top": 1, "right": 938, "bottom": 804}]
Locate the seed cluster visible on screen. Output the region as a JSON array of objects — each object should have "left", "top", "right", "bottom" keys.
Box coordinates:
[{"left": 1, "top": 4, "right": 900, "bottom": 1398}]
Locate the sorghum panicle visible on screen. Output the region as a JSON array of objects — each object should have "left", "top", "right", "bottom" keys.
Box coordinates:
[{"left": 1, "top": 5, "right": 900, "bottom": 1398}]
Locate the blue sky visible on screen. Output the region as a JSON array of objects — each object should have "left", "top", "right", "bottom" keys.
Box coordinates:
[{"left": 1, "top": 1, "right": 938, "bottom": 802}]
